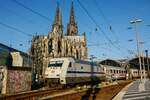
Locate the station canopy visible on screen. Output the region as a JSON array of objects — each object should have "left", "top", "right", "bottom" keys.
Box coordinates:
[
  {"left": 128, "top": 57, "right": 150, "bottom": 69},
  {"left": 99, "top": 59, "right": 122, "bottom": 67}
]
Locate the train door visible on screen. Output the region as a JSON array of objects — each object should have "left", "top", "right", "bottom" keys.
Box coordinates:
[{"left": 68, "top": 62, "right": 75, "bottom": 84}]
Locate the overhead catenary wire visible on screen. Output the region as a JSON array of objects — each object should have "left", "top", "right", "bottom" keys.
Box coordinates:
[
  {"left": 0, "top": 21, "right": 32, "bottom": 50},
  {"left": 0, "top": 21, "right": 32, "bottom": 36},
  {"left": 0, "top": 5, "right": 48, "bottom": 30},
  {"left": 0, "top": 1, "right": 65, "bottom": 52},
  {"left": 0, "top": 6, "right": 34, "bottom": 24},
  {"left": 77, "top": 0, "right": 121, "bottom": 51},
  {"left": 94, "top": 0, "right": 119, "bottom": 42},
  {"left": 11, "top": 0, "right": 50, "bottom": 21},
  {"left": 0, "top": 2, "right": 48, "bottom": 38},
  {"left": 93, "top": 0, "right": 137, "bottom": 58},
  {"left": 11, "top": 0, "right": 118, "bottom": 49},
  {"left": 93, "top": 0, "right": 123, "bottom": 50},
  {"left": 77, "top": 0, "right": 131, "bottom": 60},
  {"left": 0, "top": 0, "right": 130, "bottom": 57}
]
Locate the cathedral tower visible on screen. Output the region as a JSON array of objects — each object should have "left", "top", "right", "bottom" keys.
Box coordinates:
[
  {"left": 51, "top": 2, "right": 63, "bottom": 37},
  {"left": 67, "top": 1, "right": 78, "bottom": 36},
  {"left": 47, "top": 2, "right": 63, "bottom": 58}
]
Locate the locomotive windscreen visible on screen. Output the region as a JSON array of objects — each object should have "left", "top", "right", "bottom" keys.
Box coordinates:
[{"left": 48, "top": 60, "right": 64, "bottom": 67}]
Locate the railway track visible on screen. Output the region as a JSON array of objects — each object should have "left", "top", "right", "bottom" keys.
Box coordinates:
[
  {"left": 41, "top": 80, "right": 132, "bottom": 100},
  {"left": 0, "top": 80, "right": 132, "bottom": 100},
  {"left": 0, "top": 84, "right": 93, "bottom": 100},
  {"left": 0, "top": 88, "right": 65, "bottom": 100}
]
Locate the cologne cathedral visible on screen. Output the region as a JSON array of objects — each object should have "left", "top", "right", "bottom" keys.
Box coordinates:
[{"left": 30, "top": 2, "right": 88, "bottom": 76}]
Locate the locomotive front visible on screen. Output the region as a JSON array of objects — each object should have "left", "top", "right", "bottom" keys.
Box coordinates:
[{"left": 45, "top": 59, "right": 64, "bottom": 84}]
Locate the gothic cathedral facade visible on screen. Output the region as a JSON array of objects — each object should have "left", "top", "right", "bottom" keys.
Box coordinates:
[{"left": 30, "top": 2, "right": 88, "bottom": 77}]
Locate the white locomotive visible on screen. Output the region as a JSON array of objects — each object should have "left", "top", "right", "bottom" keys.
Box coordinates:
[{"left": 45, "top": 57, "right": 105, "bottom": 85}]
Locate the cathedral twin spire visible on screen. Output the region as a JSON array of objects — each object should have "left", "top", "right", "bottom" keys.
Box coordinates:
[
  {"left": 67, "top": 1, "right": 78, "bottom": 36},
  {"left": 53, "top": 2, "right": 62, "bottom": 26},
  {"left": 52, "top": 1, "right": 78, "bottom": 36},
  {"left": 69, "top": 1, "right": 75, "bottom": 25},
  {"left": 52, "top": 2, "right": 63, "bottom": 36}
]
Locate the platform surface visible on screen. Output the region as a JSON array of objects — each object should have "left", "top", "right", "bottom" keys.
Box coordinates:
[{"left": 113, "top": 79, "right": 150, "bottom": 100}]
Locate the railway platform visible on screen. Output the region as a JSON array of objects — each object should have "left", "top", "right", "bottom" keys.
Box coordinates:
[{"left": 113, "top": 79, "right": 150, "bottom": 100}]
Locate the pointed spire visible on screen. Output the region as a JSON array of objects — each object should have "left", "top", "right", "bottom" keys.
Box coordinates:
[
  {"left": 69, "top": 1, "right": 75, "bottom": 24},
  {"left": 67, "top": 0, "right": 78, "bottom": 36},
  {"left": 54, "top": 2, "right": 62, "bottom": 25},
  {"left": 51, "top": 1, "right": 63, "bottom": 37}
]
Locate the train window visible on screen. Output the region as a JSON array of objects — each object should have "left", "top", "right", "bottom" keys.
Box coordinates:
[
  {"left": 114, "top": 70, "right": 116, "bottom": 74},
  {"left": 69, "top": 62, "right": 72, "bottom": 67},
  {"left": 117, "top": 70, "right": 118, "bottom": 73},
  {"left": 112, "top": 70, "right": 114, "bottom": 73},
  {"left": 119, "top": 70, "right": 121, "bottom": 73},
  {"left": 81, "top": 66, "right": 83, "bottom": 69},
  {"left": 110, "top": 69, "right": 112, "bottom": 73},
  {"left": 102, "top": 67, "right": 104, "bottom": 71}
]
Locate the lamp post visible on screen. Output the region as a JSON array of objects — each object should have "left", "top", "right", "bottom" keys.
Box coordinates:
[
  {"left": 139, "top": 42, "right": 146, "bottom": 80},
  {"left": 130, "top": 19, "right": 143, "bottom": 81},
  {"left": 142, "top": 52, "right": 146, "bottom": 79}
]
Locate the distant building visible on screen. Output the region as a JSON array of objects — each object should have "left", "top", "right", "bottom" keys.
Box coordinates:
[{"left": 30, "top": 2, "right": 88, "bottom": 78}]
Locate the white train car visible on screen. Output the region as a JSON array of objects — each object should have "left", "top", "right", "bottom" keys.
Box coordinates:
[
  {"left": 45, "top": 57, "right": 105, "bottom": 85},
  {"left": 130, "top": 68, "right": 139, "bottom": 78},
  {"left": 100, "top": 64, "right": 127, "bottom": 80},
  {"left": 130, "top": 68, "right": 148, "bottom": 78},
  {"left": 10, "top": 52, "right": 31, "bottom": 67}
]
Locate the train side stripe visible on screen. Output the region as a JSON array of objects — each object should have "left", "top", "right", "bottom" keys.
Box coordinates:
[{"left": 67, "top": 71, "right": 105, "bottom": 74}]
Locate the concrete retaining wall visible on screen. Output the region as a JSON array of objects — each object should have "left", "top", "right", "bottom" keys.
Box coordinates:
[{"left": 0, "top": 66, "right": 32, "bottom": 94}]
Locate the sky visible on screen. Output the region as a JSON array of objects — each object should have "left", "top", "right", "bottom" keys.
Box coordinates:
[{"left": 0, "top": 0, "right": 150, "bottom": 60}]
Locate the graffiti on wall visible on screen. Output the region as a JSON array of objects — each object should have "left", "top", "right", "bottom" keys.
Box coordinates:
[
  {"left": 7, "top": 70, "right": 31, "bottom": 94},
  {"left": 0, "top": 67, "right": 4, "bottom": 92}
]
